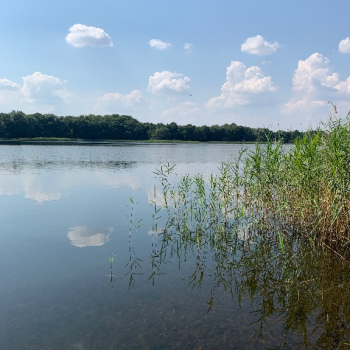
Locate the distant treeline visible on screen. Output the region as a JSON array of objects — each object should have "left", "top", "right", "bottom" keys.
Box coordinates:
[{"left": 0, "top": 111, "right": 303, "bottom": 142}]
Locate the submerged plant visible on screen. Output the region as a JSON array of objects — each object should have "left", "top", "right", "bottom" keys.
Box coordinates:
[
  {"left": 108, "top": 254, "right": 116, "bottom": 285},
  {"left": 125, "top": 194, "right": 144, "bottom": 287}
]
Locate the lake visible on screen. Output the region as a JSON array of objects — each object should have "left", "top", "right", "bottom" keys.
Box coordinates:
[{"left": 0, "top": 143, "right": 349, "bottom": 350}]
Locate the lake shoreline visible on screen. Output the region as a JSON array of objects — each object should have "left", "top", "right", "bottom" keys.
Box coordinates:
[{"left": 0, "top": 138, "right": 282, "bottom": 145}]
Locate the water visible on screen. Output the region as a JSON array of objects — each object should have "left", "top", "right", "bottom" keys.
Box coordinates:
[{"left": 0, "top": 143, "right": 349, "bottom": 349}]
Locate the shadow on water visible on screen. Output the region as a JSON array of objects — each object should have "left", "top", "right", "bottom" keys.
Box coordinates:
[{"left": 128, "top": 164, "right": 350, "bottom": 350}]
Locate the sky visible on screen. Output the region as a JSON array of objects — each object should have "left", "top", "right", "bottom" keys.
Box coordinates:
[{"left": 0, "top": 0, "right": 350, "bottom": 130}]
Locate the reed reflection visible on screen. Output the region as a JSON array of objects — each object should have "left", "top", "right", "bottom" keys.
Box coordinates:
[
  {"left": 134, "top": 164, "right": 350, "bottom": 349},
  {"left": 142, "top": 217, "right": 350, "bottom": 348}
]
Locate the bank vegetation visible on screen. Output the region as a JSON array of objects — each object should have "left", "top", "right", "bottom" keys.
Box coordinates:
[{"left": 0, "top": 111, "right": 302, "bottom": 142}]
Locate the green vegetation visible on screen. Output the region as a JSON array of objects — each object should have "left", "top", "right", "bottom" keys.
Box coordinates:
[
  {"left": 0, "top": 110, "right": 303, "bottom": 142},
  {"left": 242, "top": 116, "right": 350, "bottom": 257},
  {"left": 128, "top": 114, "right": 350, "bottom": 347},
  {"left": 152, "top": 115, "right": 350, "bottom": 259},
  {"left": 143, "top": 179, "right": 350, "bottom": 347}
]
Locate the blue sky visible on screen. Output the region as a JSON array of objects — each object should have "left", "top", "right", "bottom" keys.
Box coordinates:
[{"left": 1, "top": 0, "right": 350, "bottom": 130}]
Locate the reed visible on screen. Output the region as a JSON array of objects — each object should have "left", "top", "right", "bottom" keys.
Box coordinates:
[
  {"left": 139, "top": 114, "right": 350, "bottom": 347},
  {"left": 153, "top": 113, "right": 350, "bottom": 259},
  {"left": 242, "top": 115, "right": 350, "bottom": 257}
]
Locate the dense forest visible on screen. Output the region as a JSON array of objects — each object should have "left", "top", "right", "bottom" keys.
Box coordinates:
[{"left": 0, "top": 111, "right": 303, "bottom": 142}]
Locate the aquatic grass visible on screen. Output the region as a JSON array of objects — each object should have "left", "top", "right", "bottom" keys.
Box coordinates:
[
  {"left": 144, "top": 177, "right": 350, "bottom": 348},
  {"left": 108, "top": 254, "right": 116, "bottom": 285},
  {"left": 152, "top": 112, "right": 350, "bottom": 259},
  {"left": 129, "top": 113, "right": 350, "bottom": 348},
  {"left": 236, "top": 115, "right": 350, "bottom": 258},
  {"left": 125, "top": 195, "right": 144, "bottom": 286}
]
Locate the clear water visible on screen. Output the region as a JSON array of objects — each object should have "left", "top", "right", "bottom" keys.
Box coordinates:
[{"left": 0, "top": 144, "right": 349, "bottom": 349}]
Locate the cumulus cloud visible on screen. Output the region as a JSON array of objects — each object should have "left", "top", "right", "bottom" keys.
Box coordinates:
[
  {"left": 206, "top": 61, "right": 277, "bottom": 108},
  {"left": 339, "top": 37, "right": 350, "bottom": 53},
  {"left": 66, "top": 24, "right": 113, "bottom": 48},
  {"left": 100, "top": 90, "right": 144, "bottom": 106},
  {"left": 184, "top": 43, "right": 194, "bottom": 53},
  {"left": 0, "top": 78, "right": 19, "bottom": 90},
  {"left": 148, "top": 71, "right": 190, "bottom": 94},
  {"left": 241, "top": 35, "right": 280, "bottom": 56},
  {"left": 21, "top": 72, "right": 75, "bottom": 103},
  {"left": 284, "top": 53, "right": 350, "bottom": 113},
  {"left": 52, "top": 89, "right": 76, "bottom": 103},
  {"left": 96, "top": 90, "right": 146, "bottom": 115},
  {"left": 162, "top": 101, "right": 199, "bottom": 117},
  {"left": 149, "top": 39, "right": 172, "bottom": 50}
]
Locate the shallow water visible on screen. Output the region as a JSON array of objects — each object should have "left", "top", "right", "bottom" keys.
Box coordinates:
[{"left": 0, "top": 143, "right": 349, "bottom": 349}]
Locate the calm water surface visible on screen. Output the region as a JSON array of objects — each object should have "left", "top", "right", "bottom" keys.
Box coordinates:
[{"left": 0, "top": 144, "right": 349, "bottom": 350}]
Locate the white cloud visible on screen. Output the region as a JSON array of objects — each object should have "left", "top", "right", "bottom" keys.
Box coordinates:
[
  {"left": 100, "top": 90, "right": 144, "bottom": 106},
  {"left": 67, "top": 226, "right": 113, "bottom": 248},
  {"left": 339, "top": 37, "right": 350, "bottom": 53},
  {"left": 96, "top": 90, "right": 145, "bottom": 114},
  {"left": 21, "top": 72, "right": 75, "bottom": 103},
  {"left": 149, "top": 39, "right": 172, "bottom": 50},
  {"left": 241, "top": 35, "right": 280, "bottom": 56},
  {"left": 148, "top": 71, "right": 190, "bottom": 94},
  {"left": 22, "top": 72, "right": 62, "bottom": 98},
  {"left": 335, "top": 77, "right": 350, "bottom": 94},
  {"left": 206, "top": 61, "right": 277, "bottom": 108},
  {"left": 284, "top": 53, "right": 350, "bottom": 113},
  {"left": 184, "top": 43, "right": 194, "bottom": 53},
  {"left": 66, "top": 24, "right": 113, "bottom": 48},
  {"left": 162, "top": 101, "right": 199, "bottom": 117},
  {"left": 0, "top": 78, "right": 19, "bottom": 90},
  {"left": 52, "top": 89, "right": 76, "bottom": 103}
]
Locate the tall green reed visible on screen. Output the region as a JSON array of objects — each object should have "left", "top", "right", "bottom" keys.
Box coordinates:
[
  {"left": 152, "top": 113, "right": 350, "bottom": 259},
  {"left": 137, "top": 113, "right": 350, "bottom": 347},
  {"left": 148, "top": 160, "right": 350, "bottom": 347}
]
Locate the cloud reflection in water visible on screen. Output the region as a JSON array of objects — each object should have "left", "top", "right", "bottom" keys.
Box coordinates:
[{"left": 67, "top": 226, "right": 113, "bottom": 247}]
